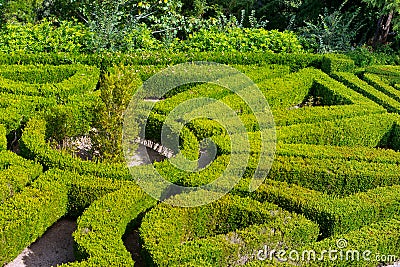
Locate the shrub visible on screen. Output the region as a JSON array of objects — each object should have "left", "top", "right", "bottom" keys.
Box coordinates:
[
  {"left": 140, "top": 193, "right": 318, "bottom": 266},
  {"left": 363, "top": 73, "right": 400, "bottom": 102},
  {"left": 237, "top": 179, "right": 400, "bottom": 238},
  {"left": 91, "top": 65, "right": 142, "bottom": 162},
  {"left": 0, "top": 19, "right": 91, "bottom": 53},
  {"left": 0, "top": 64, "right": 100, "bottom": 100},
  {"left": 178, "top": 28, "right": 304, "bottom": 53},
  {"left": 333, "top": 71, "right": 400, "bottom": 114},
  {"left": 0, "top": 150, "right": 42, "bottom": 203},
  {"left": 321, "top": 54, "right": 355, "bottom": 73},
  {"left": 65, "top": 186, "right": 156, "bottom": 266},
  {"left": 0, "top": 173, "right": 68, "bottom": 265},
  {"left": 0, "top": 125, "right": 5, "bottom": 150}
]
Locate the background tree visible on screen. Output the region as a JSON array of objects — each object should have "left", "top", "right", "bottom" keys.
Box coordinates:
[{"left": 362, "top": 0, "right": 400, "bottom": 47}]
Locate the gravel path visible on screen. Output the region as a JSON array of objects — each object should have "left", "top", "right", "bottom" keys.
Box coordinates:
[{"left": 6, "top": 219, "right": 76, "bottom": 267}]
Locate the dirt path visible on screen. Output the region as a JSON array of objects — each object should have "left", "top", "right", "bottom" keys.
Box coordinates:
[{"left": 6, "top": 219, "right": 76, "bottom": 267}]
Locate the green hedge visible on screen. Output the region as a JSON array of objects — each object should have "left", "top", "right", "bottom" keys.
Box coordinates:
[
  {"left": 20, "top": 117, "right": 156, "bottom": 181},
  {"left": 0, "top": 150, "right": 42, "bottom": 203},
  {"left": 232, "top": 64, "right": 291, "bottom": 82},
  {"left": 363, "top": 73, "right": 400, "bottom": 102},
  {"left": 0, "top": 64, "right": 100, "bottom": 100},
  {"left": 0, "top": 173, "right": 68, "bottom": 265},
  {"left": 0, "top": 52, "right": 323, "bottom": 70},
  {"left": 42, "top": 169, "right": 136, "bottom": 217},
  {"left": 333, "top": 72, "right": 400, "bottom": 114},
  {"left": 272, "top": 68, "right": 383, "bottom": 126},
  {"left": 276, "top": 143, "right": 400, "bottom": 164},
  {"left": 0, "top": 167, "right": 152, "bottom": 265},
  {"left": 321, "top": 54, "right": 355, "bottom": 74},
  {"left": 175, "top": 67, "right": 382, "bottom": 129},
  {"left": 45, "top": 91, "right": 100, "bottom": 140},
  {"left": 0, "top": 64, "right": 77, "bottom": 84},
  {"left": 140, "top": 193, "right": 318, "bottom": 266},
  {"left": 298, "top": 216, "right": 400, "bottom": 266},
  {"left": 0, "top": 93, "right": 56, "bottom": 132},
  {"left": 211, "top": 142, "right": 400, "bottom": 196},
  {"left": 0, "top": 125, "right": 5, "bottom": 151},
  {"left": 235, "top": 179, "right": 400, "bottom": 239},
  {"left": 365, "top": 65, "right": 400, "bottom": 78},
  {"left": 273, "top": 104, "right": 385, "bottom": 127},
  {"left": 277, "top": 113, "right": 399, "bottom": 148},
  {"left": 63, "top": 186, "right": 156, "bottom": 266}
]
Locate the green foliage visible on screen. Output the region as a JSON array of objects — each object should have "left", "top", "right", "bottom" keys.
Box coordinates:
[
  {"left": 361, "top": 0, "right": 400, "bottom": 31},
  {"left": 2, "top": 0, "right": 44, "bottom": 23},
  {"left": 0, "top": 125, "right": 5, "bottom": 151},
  {"left": 298, "top": 216, "right": 400, "bottom": 266},
  {"left": 179, "top": 28, "right": 303, "bottom": 53},
  {"left": 333, "top": 71, "right": 400, "bottom": 113},
  {"left": 91, "top": 65, "right": 142, "bottom": 162},
  {"left": 0, "top": 150, "right": 42, "bottom": 203},
  {"left": 0, "top": 20, "right": 91, "bottom": 53},
  {"left": 321, "top": 54, "right": 355, "bottom": 73},
  {"left": 0, "top": 173, "right": 68, "bottom": 265},
  {"left": 240, "top": 179, "right": 400, "bottom": 240},
  {"left": 66, "top": 185, "right": 156, "bottom": 266},
  {"left": 277, "top": 113, "right": 398, "bottom": 148},
  {"left": 299, "top": 6, "right": 363, "bottom": 53},
  {"left": 141, "top": 194, "right": 318, "bottom": 266},
  {"left": 363, "top": 72, "right": 400, "bottom": 102},
  {"left": 0, "top": 51, "right": 323, "bottom": 70},
  {"left": 0, "top": 64, "right": 99, "bottom": 99}
]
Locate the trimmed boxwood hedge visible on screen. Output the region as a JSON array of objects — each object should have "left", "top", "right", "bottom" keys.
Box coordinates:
[
  {"left": 321, "top": 54, "right": 355, "bottom": 74},
  {"left": 0, "top": 173, "right": 68, "bottom": 265},
  {"left": 0, "top": 125, "right": 5, "bottom": 151},
  {"left": 0, "top": 150, "right": 43, "bottom": 203},
  {"left": 140, "top": 193, "right": 318, "bottom": 266},
  {"left": 0, "top": 64, "right": 100, "bottom": 101},
  {"left": 20, "top": 117, "right": 133, "bottom": 180},
  {"left": 297, "top": 216, "right": 400, "bottom": 266},
  {"left": 277, "top": 113, "right": 399, "bottom": 148},
  {"left": 63, "top": 185, "right": 156, "bottom": 267},
  {"left": 234, "top": 179, "right": 400, "bottom": 238},
  {"left": 333, "top": 71, "right": 400, "bottom": 113},
  {"left": 0, "top": 168, "right": 155, "bottom": 265},
  {"left": 363, "top": 72, "right": 400, "bottom": 102},
  {"left": 0, "top": 52, "right": 324, "bottom": 71}
]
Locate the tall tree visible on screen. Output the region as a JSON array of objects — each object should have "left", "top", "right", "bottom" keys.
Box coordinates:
[{"left": 362, "top": 0, "right": 400, "bottom": 47}]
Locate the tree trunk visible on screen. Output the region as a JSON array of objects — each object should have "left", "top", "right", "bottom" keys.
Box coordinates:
[{"left": 372, "top": 10, "right": 394, "bottom": 48}]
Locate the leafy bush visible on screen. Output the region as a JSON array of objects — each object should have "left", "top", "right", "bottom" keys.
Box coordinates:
[
  {"left": 178, "top": 28, "right": 304, "bottom": 53},
  {"left": 2, "top": 0, "right": 44, "bottom": 23},
  {"left": 299, "top": 6, "right": 362, "bottom": 53},
  {"left": 91, "top": 65, "right": 142, "bottom": 162},
  {"left": 0, "top": 19, "right": 91, "bottom": 53}
]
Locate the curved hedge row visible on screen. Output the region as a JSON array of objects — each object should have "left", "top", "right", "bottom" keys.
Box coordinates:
[
  {"left": 64, "top": 186, "right": 156, "bottom": 267},
  {"left": 0, "top": 150, "right": 43, "bottom": 203},
  {"left": 140, "top": 193, "right": 318, "bottom": 266},
  {"left": 21, "top": 117, "right": 133, "bottom": 179},
  {"left": 0, "top": 171, "right": 67, "bottom": 265},
  {"left": 0, "top": 64, "right": 100, "bottom": 100},
  {"left": 233, "top": 179, "right": 400, "bottom": 238}
]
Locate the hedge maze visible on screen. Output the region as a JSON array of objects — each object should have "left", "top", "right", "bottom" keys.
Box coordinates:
[{"left": 1, "top": 53, "right": 400, "bottom": 266}]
